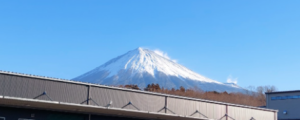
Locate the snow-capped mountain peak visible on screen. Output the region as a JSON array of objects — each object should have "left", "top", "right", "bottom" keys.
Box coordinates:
[
  {"left": 73, "top": 47, "right": 245, "bottom": 93},
  {"left": 76, "top": 47, "right": 219, "bottom": 83}
]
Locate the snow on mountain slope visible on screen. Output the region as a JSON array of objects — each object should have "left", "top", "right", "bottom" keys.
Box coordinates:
[{"left": 73, "top": 47, "right": 246, "bottom": 93}]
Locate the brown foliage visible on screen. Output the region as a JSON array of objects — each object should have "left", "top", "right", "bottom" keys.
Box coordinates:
[
  {"left": 127, "top": 84, "right": 277, "bottom": 107},
  {"left": 119, "top": 84, "right": 140, "bottom": 90},
  {"left": 144, "top": 83, "right": 161, "bottom": 91}
]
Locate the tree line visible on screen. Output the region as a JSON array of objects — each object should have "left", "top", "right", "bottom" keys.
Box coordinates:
[{"left": 119, "top": 83, "right": 277, "bottom": 107}]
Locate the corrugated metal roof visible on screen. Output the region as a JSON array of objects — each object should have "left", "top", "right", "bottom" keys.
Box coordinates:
[
  {"left": 266, "top": 90, "right": 300, "bottom": 94},
  {"left": 0, "top": 70, "right": 277, "bottom": 112}
]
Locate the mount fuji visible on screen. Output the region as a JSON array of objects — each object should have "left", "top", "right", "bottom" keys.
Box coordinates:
[{"left": 73, "top": 47, "right": 246, "bottom": 93}]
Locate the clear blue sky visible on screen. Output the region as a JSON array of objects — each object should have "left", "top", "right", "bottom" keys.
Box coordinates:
[{"left": 1, "top": 0, "right": 299, "bottom": 91}]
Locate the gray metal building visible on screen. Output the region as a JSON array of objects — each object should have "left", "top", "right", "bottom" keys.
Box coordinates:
[
  {"left": 266, "top": 90, "right": 300, "bottom": 120},
  {"left": 0, "top": 70, "right": 277, "bottom": 120}
]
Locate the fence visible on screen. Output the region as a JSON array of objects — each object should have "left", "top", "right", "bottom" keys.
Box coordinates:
[{"left": 0, "top": 71, "right": 277, "bottom": 120}]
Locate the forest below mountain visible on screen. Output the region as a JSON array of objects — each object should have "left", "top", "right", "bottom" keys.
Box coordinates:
[{"left": 119, "top": 84, "right": 277, "bottom": 107}]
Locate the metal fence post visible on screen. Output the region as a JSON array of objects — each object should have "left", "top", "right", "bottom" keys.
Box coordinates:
[
  {"left": 87, "top": 85, "right": 91, "bottom": 105},
  {"left": 165, "top": 96, "right": 168, "bottom": 113},
  {"left": 226, "top": 105, "right": 228, "bottom": 120}
]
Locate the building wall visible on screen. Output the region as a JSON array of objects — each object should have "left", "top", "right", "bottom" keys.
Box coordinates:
[
  {"left": 90, "top": 86, "right": 165, "bottom": 112},
  {"left": 0, "top": 106, "right": 145, "bottom": 120},
  {"left": 0, "top": 72, "right": 277, "bottom": 120},
  {"left": 0, "top": 74, "right": 88, "bottom": 104},
  {"left": 228, "top": 106, "right": 276, "bottom": 120},
  {"left": 267, "top": 92, "right": 300, "bottom": 120},
  {"left": 167, "top": 97, "right": 226, "bottom": 119}
]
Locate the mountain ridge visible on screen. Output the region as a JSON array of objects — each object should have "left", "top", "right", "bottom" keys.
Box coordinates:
[{"left": 73, "top": 47, "right": 246, "bottom": 93}]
